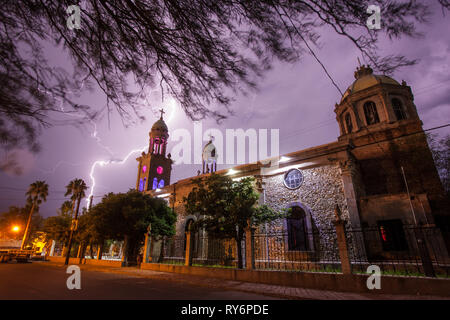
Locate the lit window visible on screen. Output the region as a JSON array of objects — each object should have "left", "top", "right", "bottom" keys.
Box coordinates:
[
  {"left": 142, "top": 165, "right": 147, "bottom": 173},
  {"left": 158, "top": 179, "right": 165, "bottom": 188},
  {"left": 377, "top": 219, "right": 408, "bottom": 251},
  {"left": 138, "top": 179, "right": 144, "bottom": 192},
  {"left": 283, "top": 169, "right": 304, "bottom": 190},
  {"left": 392, "top": 98, "right": 407, "bottom": 120},
  {"left": 152, "top": 178, "right": 158, "bottom": 190},
  {"left": 363, "top": 101, "right": 380, "bottom": 125},
  {"left": 157, "top": 166, "right": 163, "bottom": 175}
]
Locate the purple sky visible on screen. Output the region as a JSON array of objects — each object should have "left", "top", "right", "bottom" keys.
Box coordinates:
[{"left": 1, "top": 6, "right": 449, "bottom": 218}]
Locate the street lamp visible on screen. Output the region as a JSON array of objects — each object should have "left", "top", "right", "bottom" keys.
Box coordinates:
[{"left": 12, "top": 225, "right": 20, "bottom": 233}]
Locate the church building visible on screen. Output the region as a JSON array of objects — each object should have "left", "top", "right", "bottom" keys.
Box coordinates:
[{"left": 136, "top": 66, "right": 448, "bottom": 261}]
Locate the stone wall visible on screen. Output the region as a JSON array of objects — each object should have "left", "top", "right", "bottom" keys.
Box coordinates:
[
  {"left": 261, "top": 164, "right": 351, "bottom": 262},
  {"left": 263, "top": 164, "right": 349, "bottom": 230}
]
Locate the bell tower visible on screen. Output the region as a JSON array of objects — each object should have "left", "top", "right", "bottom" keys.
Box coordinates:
[
  {"left": 335, "top": 65, "right": 420, "bottom": 139},
  {"left": 333, "top": 65, "right": 448, "bottom": 222},
  {"left": 136, "top": 109, "right": 172, "bottom": 192}
]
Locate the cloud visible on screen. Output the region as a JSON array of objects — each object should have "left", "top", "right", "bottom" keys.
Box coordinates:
[{"left": 0, "top": 149, "right": 35, "bottom": 176}]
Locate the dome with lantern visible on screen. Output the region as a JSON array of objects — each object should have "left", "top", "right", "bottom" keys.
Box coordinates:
[{"left": 341, "top": 65, "right": 400, "bottom": 102}]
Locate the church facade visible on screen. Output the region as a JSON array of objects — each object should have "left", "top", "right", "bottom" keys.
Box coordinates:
[{"left": 136, "top": 66, "right": 448, "bottom": 261}]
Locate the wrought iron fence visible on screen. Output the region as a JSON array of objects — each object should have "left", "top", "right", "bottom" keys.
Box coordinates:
[
  {"left": 253, "top": 228, "right": 342, "bottom": 273},
  {"left": 150, "top": 236, "right": 185, "bottom": 265},
  {"left": 146, "top": 224, "right": 450, "bottom": 278},
  {"left": 346, "top": 225, "right": 450, "bottom": 277},
  {"left": 191, "top": 235, "right": 241, "bottom": 268}
]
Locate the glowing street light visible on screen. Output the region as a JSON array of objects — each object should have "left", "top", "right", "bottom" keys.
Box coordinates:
[{"left": 12, "top": 225, "right": 20, "bottom": 233}]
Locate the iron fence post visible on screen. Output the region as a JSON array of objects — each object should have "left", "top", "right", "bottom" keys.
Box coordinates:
[{"left": 415, "top": 228, "right": 436, "bottom": 277}]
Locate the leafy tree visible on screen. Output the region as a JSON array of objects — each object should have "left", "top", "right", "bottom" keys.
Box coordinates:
[
  {"left": 42, "top": 202, "right": 72, "bottom": 244},
  {"left": 184, "top": 174, "right": 283, "bottom": 268},
  {"left": 2, "top": 1, "right": 447, "bottom": 151},
  {"left": 88, "top": 190, "right": 176, "bottom": 264},
  {"left": 0, "top": 205, "right": 43, "bottom": 241},
  {"left": 21, "top": 180, "right": 48, "bottom": 249}
]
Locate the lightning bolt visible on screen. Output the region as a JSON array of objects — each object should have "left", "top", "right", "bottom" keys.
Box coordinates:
[
  {"left": 37, "top": 78, "right": 178, "bottom": 209},
  {"left": 86, "top": 96, "right": 178, "bottom": 208},
  {"left": 86, "top": 146, "right": 146, "bottom": 207}
]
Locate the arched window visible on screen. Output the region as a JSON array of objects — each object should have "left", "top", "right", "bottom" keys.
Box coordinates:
[
  {"left": 392, "top": 98, "right": 407, "bottom": 120},
  {"left": 287, "top": 206, "right": 309, "bottom": 251},
  {"left": 138, "top": 179, "right": 144, "bottom": 192},
  {"left": 152, "top": 178, "right": 158, "bottom": 189},
  {"left": 345, "top": 113, "right": 353, "bottom": 133},
  {"left": 158, "top": 179, "right": 165, "bottom": 188},
  {"left": 363, "top": 101, "right": 380, "bottom": 125}
]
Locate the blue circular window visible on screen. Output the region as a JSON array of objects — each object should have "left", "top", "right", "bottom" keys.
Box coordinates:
[{"left": 283, "top": 169, "right": 304, "bottom": 189}]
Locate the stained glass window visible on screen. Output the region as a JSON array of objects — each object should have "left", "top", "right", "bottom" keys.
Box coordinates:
[{"left": 283, "top": 169, "right": 303, "bottom": 189}]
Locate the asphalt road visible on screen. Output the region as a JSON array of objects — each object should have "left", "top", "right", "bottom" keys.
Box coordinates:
[{"left": 0, "top": 261, "right": 279, "bottom": 300}]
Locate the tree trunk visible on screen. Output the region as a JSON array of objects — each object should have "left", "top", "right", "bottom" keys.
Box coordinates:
[
  {"left": 89, "top": 242, "right": 94, "bottom": 259},
  {"left": 21, "top": 201, "right": 36, "bottom": 250},
  {"left": 122, "top": 236, "right": 129, "bottom": 266},
  {"left": 65, "top": 196, "right": 82, "bottom": 265}
]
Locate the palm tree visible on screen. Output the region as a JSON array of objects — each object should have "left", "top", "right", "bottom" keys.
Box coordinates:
[
  {"left": 21, "top": 181, "right": 49, "bottom": 250},
  {"left": 64, "top": 178, "right": 88, "bottom": 265}
]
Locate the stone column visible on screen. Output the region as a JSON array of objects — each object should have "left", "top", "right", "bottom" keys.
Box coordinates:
[
  {"left": 339, "top": 152, "right": 362, "bottom": 228},
  {"left": 334, "top": 206, "right": 352, "bottom": 275},
  {"left": 339, "top": 151, "right": 367, "bottom": 261},
  {"left": 185, "top": 231, "right": 193, "bottom": 266}
]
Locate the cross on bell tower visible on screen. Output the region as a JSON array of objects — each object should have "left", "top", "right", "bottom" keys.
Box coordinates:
[{"left": 135, "top": 108, "right": 173, "bottom": 192}]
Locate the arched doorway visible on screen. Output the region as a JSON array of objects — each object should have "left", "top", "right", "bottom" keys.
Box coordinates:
[{"left": 287, "top": 206, "right": 309, "bottom": 251}]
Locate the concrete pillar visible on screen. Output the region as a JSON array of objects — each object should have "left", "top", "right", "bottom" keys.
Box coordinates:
[
  {"left": 143, "top": 233, "right": 151, "bottom": 263},
  {"left": 96, "top": 244, "right": 103, "bottom": 260},
  {"left": 245, "top": 226, "right": 255, "bottom": 270},
  {"left": 334, "top": 209, "right": 352, "bottom": 275},
  {"left": 49, "top": 240, "right": 56, "bottom": 256},
  {"left": 77, "top": 243, "right": 83, "bottom": 258},
  {"left": 185, "top": 231, "right": 193, "bottom": 266}
]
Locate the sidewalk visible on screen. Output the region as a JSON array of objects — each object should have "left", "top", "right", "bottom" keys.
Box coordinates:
[{"left": 46, "top": 261, "right": 449, "bottom": 300}]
